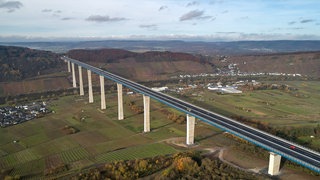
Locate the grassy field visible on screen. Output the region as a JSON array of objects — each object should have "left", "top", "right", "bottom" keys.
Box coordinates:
[
  {"left": 181, "top": 81, "right": 320, "bottom": 127},
  {"left": 0, "top": 89, "right": 224, "bottom": 178},
  {"left": 174, "top": 80, "right": 320, "bottom": 151}
]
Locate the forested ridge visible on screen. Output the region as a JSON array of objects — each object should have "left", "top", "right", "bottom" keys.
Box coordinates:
[{"left": 0, "top": 46, "right": 61, "bottom": 82}]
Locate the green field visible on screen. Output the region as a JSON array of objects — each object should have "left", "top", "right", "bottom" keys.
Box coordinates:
[
  {"left": 0, "top": 90, "right": 223, "bottom": 178},
  {"left": 180, "top": 81, "right": 320, "bottom": 127}
]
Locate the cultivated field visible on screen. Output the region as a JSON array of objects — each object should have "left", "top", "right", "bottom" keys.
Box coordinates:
[
  {"left": 1, "top": 80, "right": 319, "bottom": 179},
  {"left": 0, "top": 89, "right": 224, "bottom": 178},
  {"left": 181, "top": 81, "right": 320, "bottom": 126},
  {"left": 0, "top": 72, "right": 70, "bottom": 96},
  {"left": 174, "top": 80, "right": 320, "bottom": 150}
]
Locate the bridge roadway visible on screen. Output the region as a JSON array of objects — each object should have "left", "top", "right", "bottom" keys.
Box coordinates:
[{"left": 63, "top": 56, "right": 320, "bottom": 173}]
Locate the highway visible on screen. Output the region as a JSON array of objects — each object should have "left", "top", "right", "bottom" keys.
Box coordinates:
[{"left": 62, "top": 56, "right": 320, "bottom": 173}]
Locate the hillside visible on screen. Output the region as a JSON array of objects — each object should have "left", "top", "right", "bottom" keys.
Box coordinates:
[
  {"left": 68, "top": 49, "right": 215, "bottom": 81},
  {"left": 214, "top": 51, "right": 320, "bottom": 78},
  {"left": 69, "top": 48, "right": 320, "bottom": 80},
  {"left": 1, "top": 46, "right": 320, "bottom": 96},
  {"left": 0, "top": 46, "right": 62, "bottom": 82}
]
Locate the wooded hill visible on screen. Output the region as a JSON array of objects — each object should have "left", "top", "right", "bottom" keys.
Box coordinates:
[{"left": 0, "top": 46, "right": 61, "bottom": 82}]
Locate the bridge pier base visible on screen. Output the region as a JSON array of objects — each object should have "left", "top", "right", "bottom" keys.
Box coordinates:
[
  {"left": 87, "top": 70, "right": 93, "bottom": 103},
  {"left": 268, "top": 152, "right": 281, "bottom": 176},
  {"left": 78, "top": 66, "right": 84, "bottom": 96},
  {"left": 100, "top": 75, "right": 106, "bottom": 110},
  {"left": 143, "top": 95, "right": 150, "bottom": 132},
  {"left": 186, "top": 114, "right": 195, "bottom": 145},
  {"left": 67, "top": 61, "right": 71, "bottom": 72},
  {"left": 117, "top": 83, "right": 124, "bottom": 120},
  {"left": 71, "top": 62, "right": 77, "bottom": 88}
]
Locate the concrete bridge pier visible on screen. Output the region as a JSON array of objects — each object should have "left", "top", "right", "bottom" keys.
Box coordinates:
[
  {"left": 87, "top": 70, "right": 93, "bottom": 103},
  {"left": 71, "top": 62, "right": 77, "bottom": 88},
  {"left": 117, "top": 83, "right": 124, "bottom": 120},
  {"left": 100, "top": 75, "right": 106, "bottom": 110},
  {"left": 268, "top": 152, "right": 281, "bottom": 176},
  {"left": 67, "top": 61, "right": 71, "bottom": 72},
  {"left": 143, "top": 95, "right": 150, "bottom": 132},
  {"left": 78, "top": 66, "right": 84, "bottom": 96},
  {"left": 186, "top": 114, "right": 195, "bottom": 145}
]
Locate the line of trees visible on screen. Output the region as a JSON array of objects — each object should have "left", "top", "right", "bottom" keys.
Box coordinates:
[{"left": 71, "top": 151, "right": 269, "bottom": 180}]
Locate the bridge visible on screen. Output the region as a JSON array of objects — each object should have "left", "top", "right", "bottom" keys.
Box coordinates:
[{"left": 62, "top": 56, "right": 320, "bottom": 176}]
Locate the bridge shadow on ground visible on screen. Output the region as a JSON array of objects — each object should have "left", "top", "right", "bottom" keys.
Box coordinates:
[
  {"left": 195, "top": 132, "right": 224, "bottom": 142},
  {"left": 122, "top": 109, "right": 161, "bottom": 119},
  {"left": 151, "top": 122, "right": 175, "bottom": 131},
  {"left": 280, "top": 157, "right": 287, "bottom": 169}
]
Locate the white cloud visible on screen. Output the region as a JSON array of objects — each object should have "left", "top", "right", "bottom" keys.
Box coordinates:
[{"left": 180, "top": 10, "right": 212, "bottom": 21}]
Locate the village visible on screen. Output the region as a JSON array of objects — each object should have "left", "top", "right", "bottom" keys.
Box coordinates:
[{"left": 0, "top": 102, "right": 50, "bottom": 128}]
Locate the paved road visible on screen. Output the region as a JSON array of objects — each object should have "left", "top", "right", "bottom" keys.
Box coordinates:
[{"left": 62, "top": 56, "right": 320, "bottom": 173}]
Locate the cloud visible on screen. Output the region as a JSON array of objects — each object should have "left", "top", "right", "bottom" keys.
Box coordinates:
[
  {"left": 0, "top": 0, "right": 22, "bottom": 12},
  {"left": 61, "top": 17, "right": 74, "bottom": 21},
  {"left": 216, "top": 31, "right": 238, "bottom": 34},
  {"left": 86, "top": 15, "right": 127, "bottom": 22},
  {"left": 159, "top": 5, "right": 168, "bottom": 11},
  {"left": 300, "top": 19, "right": 314, "bottom": 24},
  {"left": 288, "top": 21, "right": 296, "bottom": 25},
  {"left": 54, "top": 10, "right": 62, "bottom": 14},
  {"left": 139, "top": 24, "right": 158, "bottom": 30},
  {"left": 180, "top": 10, "right": 212, "bottom": 21},
  {"left": 42, "top": 9, "right": 52, "bottom": 13},
  {"left": 187, "top": 1, "right": 199, "bottom": 7},
  {"left": 221, "top": 10, "right": 228, "bottom": 14}
]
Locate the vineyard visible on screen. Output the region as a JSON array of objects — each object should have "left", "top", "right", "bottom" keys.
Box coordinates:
[{"left": 0, "top": 94, "right": 201, "bottom": 179}]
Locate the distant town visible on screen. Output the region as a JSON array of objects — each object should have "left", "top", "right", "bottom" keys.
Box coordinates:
[
  {"left": 171, "top": 62, "right": 304, "bottom": 79},
  {"left": 0, "top": 102, "right": 50, "bottom": 128}
]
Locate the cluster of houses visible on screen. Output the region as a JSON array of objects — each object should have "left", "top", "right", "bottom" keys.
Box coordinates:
[
  {"left": 207, "top": 82, "right": 242, "bottom": 94},
  {"left": 151, "top": 81, "right": 243, "bottom": 94},
  {"left": 170, "top": 61, "right": 305, "bottom": 79},
  {"left": 0, "top": 102, "right": 50, "bottom": 128}
]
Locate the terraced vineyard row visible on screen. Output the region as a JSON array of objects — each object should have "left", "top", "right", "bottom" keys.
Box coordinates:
[
  {"left": 60, "top": 147, "right": 90, "bottom": 163},
  {"left": 95, "top": 143, "right": 177, "bottom": 163}
]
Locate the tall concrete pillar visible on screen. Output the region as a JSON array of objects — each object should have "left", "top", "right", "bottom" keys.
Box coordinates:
[
  {"left": 71, "top": 62, "right": 77, "bottom": 88},
  {"left": 67, "top": 61, "right": 71, "bottom": 72},
  {"left": 78, "top": 66, "right": 84, "bottom": 96},
  {"left": 100, "top": 75, "right": 106, "bottom": 110},
  {"left": 186, "top": 114, "right": 195, "bottom": 145},
  {"left": 87, "top": 70, "right": 93, "bottom": 103},
  {"left": 117, "top": 83, "right": 124, "bottom": 120},
  {"left": 268, "top": 152, "right": 281, "bottom": 176},
  {"left": 143, "top": 95, "right": 150, "bottom": 132}
]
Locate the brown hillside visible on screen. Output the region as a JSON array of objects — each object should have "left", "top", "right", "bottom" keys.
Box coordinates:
[
  {"left": 0, "top": 46, "right": 62, "bottom": 82},
  {"left": 215, "top": 52, "right": 320, "bottom": 77},
  {"left": 68, "top": 49, "right": 214, "bottom": 81},
  {"left": 68, "top": 49, "right": 136, "bottom": 63}
]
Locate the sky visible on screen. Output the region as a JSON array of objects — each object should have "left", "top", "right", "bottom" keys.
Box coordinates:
[{"left": 0, "top": 0, "right": 320, "bottom": 42}]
